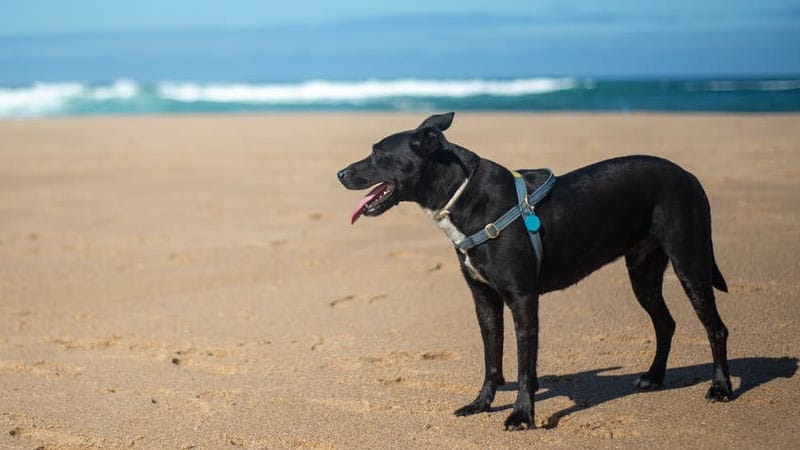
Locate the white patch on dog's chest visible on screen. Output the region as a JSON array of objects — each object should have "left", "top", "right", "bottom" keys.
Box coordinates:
[
  {"left": 423, "top": 208, "right": 489, "bottom": 284},
  {"left": 423, "top": 208, "right": 466, "bottom": 242}
]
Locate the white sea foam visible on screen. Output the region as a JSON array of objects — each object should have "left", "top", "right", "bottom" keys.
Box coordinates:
[
  {"left": 156, "top": 78, "right": 577, "bottom": 103},
  {"left": 0, "top": 79, "right": 140, "bottom": 117},
  {"left": 87, "top": 79, "right": 139, "bottom": 100},
  {"left": 0, "top": 82, "right": 84, "bottom": 117},
  {"left": 0, "top": 78, "right": 575, "bottom": 116},
  {"left": 2, "top": 77, "right": 796, "bottom": 118}
]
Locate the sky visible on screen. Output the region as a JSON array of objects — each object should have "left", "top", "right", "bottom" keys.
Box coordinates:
[
  {"left": 3, "top": 0, "right": 799, "bottom": 34},
  {"left": 1, "top": 0, "right": 799, "bottom": 81}
]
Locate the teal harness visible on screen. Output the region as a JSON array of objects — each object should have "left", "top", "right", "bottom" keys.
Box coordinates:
[{"left": 456, "top": 170, "right": 556, "bottom": 275}]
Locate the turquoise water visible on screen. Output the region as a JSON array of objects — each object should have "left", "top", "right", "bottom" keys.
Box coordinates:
[{"left": 2, "top": 78, "right": 798, "bottom": 117}]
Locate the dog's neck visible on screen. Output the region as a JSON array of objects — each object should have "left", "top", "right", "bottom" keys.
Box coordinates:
[
  {"left": 419, "top": 167, "right": 472, "bottom": 247},
  {"left": 427, "top": 176, "right": 471, "bottom": 221},
  {"left": 416, "top": 146, "right": 478, "bottom": 209},
  {"left": 416, "top": 152, "right": 473, "bottom": 211},
  {"left": 419, "top": 156, "right": 519, "bottom": 240}
]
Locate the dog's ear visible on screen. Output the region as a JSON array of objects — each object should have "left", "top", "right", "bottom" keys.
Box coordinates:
[
  {"left": 410, "top": 127, "right": 446, "bottom": 155},
  {"left": 417, "top": 112, "right": 454, "bottom": 132}
]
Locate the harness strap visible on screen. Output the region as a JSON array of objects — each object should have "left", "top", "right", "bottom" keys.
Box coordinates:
[
  {"left": 455, "top": 170, "right": 556, "bottom": 275},
  {"left": 513, "top": 172, "right": 544, "bottom": 276}
]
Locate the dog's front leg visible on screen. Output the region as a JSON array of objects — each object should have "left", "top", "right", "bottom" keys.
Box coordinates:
[
  {"left": 454, "top": 277, "right": 505, "bottom": 417},
  {"left": 504, "top": 293, "right": 539, "bottom": 430}
]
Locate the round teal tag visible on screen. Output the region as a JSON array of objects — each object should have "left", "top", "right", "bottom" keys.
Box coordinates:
[{"left": 524, "top": 214, "right": 541, "bottom": 232}]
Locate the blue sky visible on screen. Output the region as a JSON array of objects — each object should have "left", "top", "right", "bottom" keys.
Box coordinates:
[
  {"left": 4, "top": 0, "right": 800, "bottom": 34},
  {"left": 1, "top": 0, "right": 799, "bottom": 81}
]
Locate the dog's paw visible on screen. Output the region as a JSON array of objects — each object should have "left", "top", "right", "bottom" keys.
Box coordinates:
[
  {"left": 454, "top": 399, "right": 490, "bottom": 417},
  {"left": 634, "top": 374, "right": 663, "bottom": 390},
  {"left": 705, "top": 382, "right": 733, "bottom": 402},
  {"left": 503, "top": 409, "right": 534, "bottom": 431}
]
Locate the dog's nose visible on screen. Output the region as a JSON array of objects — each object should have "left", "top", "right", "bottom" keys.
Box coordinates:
[{"left": 337, "top": 169, "right": 348, "bottom": 181}]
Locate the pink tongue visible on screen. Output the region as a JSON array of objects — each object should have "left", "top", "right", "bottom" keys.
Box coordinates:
[{"left": 350, "top": 183, "right": 387, "bottom": 225}]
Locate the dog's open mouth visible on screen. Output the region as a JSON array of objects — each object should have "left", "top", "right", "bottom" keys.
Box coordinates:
[{"left": 350, "top": 182, "right": 397, "bottom": 224}]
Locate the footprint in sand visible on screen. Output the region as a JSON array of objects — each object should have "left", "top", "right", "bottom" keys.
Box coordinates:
[
  {"left": 361, "top": 349, "right": 460, "bottom": 367},
  {"left": 387, "top": 251, "right": 445, "bottom": 273},
  {"left": 310, "top": 336, "right": 325, "bottom": 351},
  {"left": 387, "top": 250, "right": 426, "bottom": 259},
  {"left": 571, "top": 415, "right": 640, "bottom": 438},
  {"left": 729, "top": 279, "right": 780, "bottom": 294},
  {"left": 6, "top": 422, "right": 90, "bottom": 447},
  {"left": 329, "top": 293, "right": 387, "bottom": 308},
  {"left": 423, "top": 262, "right": 443, "bottom": 272},
  {"left": 420, "top": 350, "right": 459, "bottom": 361},
  {"left": 168, "top": 348, "right": 243, "bottom": 375},
  {"left": 168, "top": 252, "right": 192, "bottom": 264},
  {"left": 240, "top": 239, "right": 289, "bottom": 249},
  {"left": 48, "top": 335, "right": 122, "bottom": 350},
  {"left": 48, "top": 335, "right": 247, "bottom": 375},
  {"left": 309, "top": 334, "right": 354, "bottom": 352},
  {"left": 378, "top": 375, "right": 404, "bottom": 385},
  {"left": 0, "top": 360, "right": 83, "bottom": 377}
]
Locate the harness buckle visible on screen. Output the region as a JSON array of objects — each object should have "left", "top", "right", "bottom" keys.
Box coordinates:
[
  {"left": 484, "top": 223, "right": 500, "bottom": 239},
  {"left": 524, "top": 195, "right": 535, "bottom": 210}
]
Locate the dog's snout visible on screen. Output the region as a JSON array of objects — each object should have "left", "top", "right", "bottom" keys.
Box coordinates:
[{"left": 337, "top": 165, "right": 371, "bottom": 190}]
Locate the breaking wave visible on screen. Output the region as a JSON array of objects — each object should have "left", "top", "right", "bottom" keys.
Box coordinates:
[
  {"left": 1, "top": 77, "right": 798, "bottom": 117},
  {"left": 0, "top": 80, "right": 139, "bottom": 117},
  {"left": 155, "top": 78, "right": 577, "bottom": 103},
  {"left": 0, "top": 78, "right": 575, "bottom": 117}
]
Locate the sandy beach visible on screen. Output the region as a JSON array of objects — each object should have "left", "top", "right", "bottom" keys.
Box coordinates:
[{"left": 1, "top": 113, "right": 799, "bottom": 449}]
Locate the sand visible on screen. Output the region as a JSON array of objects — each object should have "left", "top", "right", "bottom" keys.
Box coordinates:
[{"left": 1, "top": 113, "right": 799, "bottom": 449}]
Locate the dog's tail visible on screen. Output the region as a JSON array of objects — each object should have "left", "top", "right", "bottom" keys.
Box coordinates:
[{"left": 712, "top": 258, "right": 728, "bottom": 293}]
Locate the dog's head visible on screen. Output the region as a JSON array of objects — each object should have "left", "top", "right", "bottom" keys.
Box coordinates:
[{"left": 337, "top": 112, "right": 475, "bottom": 224}]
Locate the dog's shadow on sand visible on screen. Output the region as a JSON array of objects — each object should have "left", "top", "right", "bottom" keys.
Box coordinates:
[{"left": 490, "top": 356, "right": 798, "bottom": 428}]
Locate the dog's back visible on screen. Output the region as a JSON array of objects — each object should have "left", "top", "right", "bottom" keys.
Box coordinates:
[{"left": 531, "top": 155, "right": 724, "bottom": 294}]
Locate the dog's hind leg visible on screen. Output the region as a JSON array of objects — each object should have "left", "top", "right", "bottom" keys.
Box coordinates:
[
  {"left": 625, "top": 242, "right": 674, "bottom": 390},
  {"left": 657, "top": 202, "right": 733, "bottom": 401},
  {"left": 455, "top": 277, "right": 506, "bottom": 417},
  {"left": 675, "top": 271, "right": 733, "bottom": 401}
]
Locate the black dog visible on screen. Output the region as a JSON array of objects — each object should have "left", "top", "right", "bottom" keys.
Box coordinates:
[{"left": 337, "top": 113, "right": 732, "bottom": 430}]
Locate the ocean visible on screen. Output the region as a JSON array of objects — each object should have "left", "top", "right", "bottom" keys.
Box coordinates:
[
  {"left": 2, "top": 25, "right": 799, "bottom": 118},
  {"left": 2, "top": 77, "right": 799, "bottom": 118}
]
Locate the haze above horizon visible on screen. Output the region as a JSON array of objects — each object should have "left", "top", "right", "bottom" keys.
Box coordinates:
[{"left": 2, "top": 1, "right": 798, "bottom": 81}]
